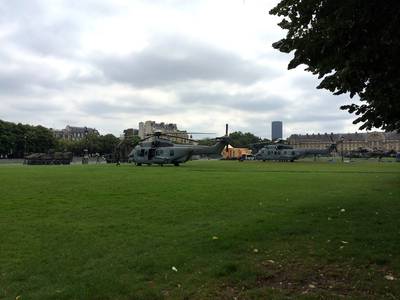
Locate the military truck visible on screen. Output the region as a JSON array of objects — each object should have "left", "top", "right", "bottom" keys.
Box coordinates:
[{"left": 24, "top": 150, "right": 73, "bottom": 165}]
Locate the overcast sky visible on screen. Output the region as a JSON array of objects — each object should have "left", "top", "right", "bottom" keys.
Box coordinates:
[{"left": 0, "top": 0, "right": 363, "bottom": 138}]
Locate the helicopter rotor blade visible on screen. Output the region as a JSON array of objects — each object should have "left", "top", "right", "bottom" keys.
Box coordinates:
[
  {"left": 159, "top": 133, "right": 198, "bottom": 143},
  {"left": 185, "top": 132, "right": 216, "bottom": 135},
  {"left": 140, "top": 132, "right": 195, "bottom": 143},
  {"left": 140, "top": 135, "right": 154, "bottom": 142}
]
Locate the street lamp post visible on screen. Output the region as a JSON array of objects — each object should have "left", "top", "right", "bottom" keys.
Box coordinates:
[
  {"left": 24, "top": 135, "right": 27, "bottom": 156},
  {"left": 341, "top": 136, "right": 345, "bottom": 162}
]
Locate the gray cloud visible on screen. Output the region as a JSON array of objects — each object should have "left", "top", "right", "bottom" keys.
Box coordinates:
[
  {"left": 95, "top": 35, "right": 275, "bottom": 87},
  {"left": 0, "top": 1, "right": 80, "bottom": 57},
  {"left": 179, "top": 91, "right": 289, "bottom": 112},
  {"left": 0, "top": 63, "right": 61, "bottom": 96},
  {"left": 80, "top": 99, "right": 173, "bottom": 117},
  {"left": 0, "top": 0, "right": 43, "bottom": 21},
  {"left": 285, "top": 111, "right": 350, "bottom": 123},
  {"left": 0, "top": 1, "right": 364, "bottom": 136},
  {"left": 0, "top": 43, "right": 104, "bottom": 97},
  {"left": 7, "top": 99, "right": 61, "bottom": 113},
  {"left": 12, "top": 20, "right": 79, "bottom": 57}
]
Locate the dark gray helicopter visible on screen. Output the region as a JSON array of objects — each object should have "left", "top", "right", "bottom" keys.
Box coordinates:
[
  {"left": 128, "top": 126, "right": 230, "bottom": 166},
  {"left": 254, "top": 139, "right": 339, "bottom": 162},
  {"left": 347, "top": 147, "right": 396, "bottom": 159}
]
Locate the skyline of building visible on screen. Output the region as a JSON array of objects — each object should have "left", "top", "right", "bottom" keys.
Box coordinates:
[
  {"left": 52, "top": 125, "right": 99, "bottom": 141},
  {"left": 138, "top": 120, "right": 190, "bottom": 144},
  {"left": 271, "top": 121, "right": 283, "bottom": 140},
  {"left": 49, "top": 121, "right": 400, "bottom": 152},
  {"left": 288, "top": 131, "right": 400, "bottom": 152}
]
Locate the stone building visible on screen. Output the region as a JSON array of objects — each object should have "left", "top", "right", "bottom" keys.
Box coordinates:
[
  {"left": 123, "top": 128, "right": 139, "bottom": 138},
  {"left": 288, "top": 131, "right": 400, "bottom": 152},
  {"left": 138, "top": 120, "right": 189, "bottom": 144},
  {"left": 52, "top": 125, "right": 99, "bottom": 141}
]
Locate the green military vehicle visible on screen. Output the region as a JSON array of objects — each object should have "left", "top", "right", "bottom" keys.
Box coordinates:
[{"left": 24, "top": 150, "right": 73, "bottom": 165}]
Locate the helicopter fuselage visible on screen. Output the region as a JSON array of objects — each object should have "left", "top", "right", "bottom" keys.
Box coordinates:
[
  {"left": 255, "top": 144, "right": 335, "bottom": 162},
  {"left": 129, "top": 138, "right": 228, "bottom": 166}
]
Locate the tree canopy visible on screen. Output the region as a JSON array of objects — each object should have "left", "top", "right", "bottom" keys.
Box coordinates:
[
  {"left": 0, "top": 119, "right": 121, "bottom": 157},
  {"left": 56, "top": 133, "right": 121, "bottom": 156},
  {"left": 270, "top": 0, "right": 400, "bottom": 131},
  {"left": 228, "top": 131, "right": 262, "bottom": 147},
  {"left": 197, "top": 132, "right": 263, "bottom": 147},
  {"left": 0, "top": 120, "right": 56, "bottom": 157}
]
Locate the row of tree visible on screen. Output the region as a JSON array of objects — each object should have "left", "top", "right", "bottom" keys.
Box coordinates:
[
  {"left": 1, "top": 119, "right": 271, "bottom": 158},
  {"left": 56, "top": 133, "right": 122, "bottom": 156},
  {"left": 198, "top": 131, "right": 268, "bottom": 148},
  {"left": 0, "top": 119, "right": 122, "bottom": 158},
  {"left": 0, "top": 120, "right": 56, "bottom": 157}
]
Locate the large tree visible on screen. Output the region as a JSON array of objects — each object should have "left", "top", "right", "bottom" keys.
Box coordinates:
[
  {"left": 270, "top": 0, "right": 400, "bottom": 131},
  {"left": 228, "top": 131, "right": 261, "bottom": 147},
  {"left": 0, "top": 120, "right": 57, "bottom": 157}
]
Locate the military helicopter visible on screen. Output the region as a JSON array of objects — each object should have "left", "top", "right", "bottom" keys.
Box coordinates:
[
  {"left": 128, "top": 125, "right": 230, "bottom": 166},
  {"left": 347, "top": 147, "right": 396, "bottom": 159},
  {"left": 254, "top": 137, "right": 339, "bottom": 162}
]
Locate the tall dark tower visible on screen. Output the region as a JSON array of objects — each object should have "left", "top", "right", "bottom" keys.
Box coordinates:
[{"left": 271, "top": 121, "right": 283, "bottom": 140}]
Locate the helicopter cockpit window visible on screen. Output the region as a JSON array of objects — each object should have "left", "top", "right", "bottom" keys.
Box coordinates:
[
  {"left": 170, "top": 150, "right": 174, "bottom": 156},
  {"left": 139, "top": 149, "right": 145, "bottom": 157}
]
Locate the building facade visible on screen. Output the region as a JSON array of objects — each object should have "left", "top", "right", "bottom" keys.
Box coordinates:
[
  {"left": 271, "top": 121, "right": 283, "bottom": 140},
  {"left": 123, "top": 128, "right": 139, "bottom": 138},
  {"left": 138, "top": 120, "right": 189, "bottom": 144},
  {"left": 52, "top": 126, "right": 99, "bottom": 141},
  {"left": 288, "top": 132, "right": 400, "bottom": 152}
]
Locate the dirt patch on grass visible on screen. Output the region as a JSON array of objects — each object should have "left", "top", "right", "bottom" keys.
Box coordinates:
[
  {"left": 257, "top": 261, "right": 363, "bottom": 297},
  {"left": 212, "top": 260, "right": 398, "bottom": 299}
]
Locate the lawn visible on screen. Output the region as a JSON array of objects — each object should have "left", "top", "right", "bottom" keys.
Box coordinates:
[{"left": 0, "top": 160, "right": 399, "bottom": 299}]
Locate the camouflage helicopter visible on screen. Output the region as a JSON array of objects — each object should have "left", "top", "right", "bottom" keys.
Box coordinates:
[
  {"left": 254, "top": 137, "right": 339, "bottom": 162},
  {"left": 128, "top": 125, "right": 230, "bottom": 166}
]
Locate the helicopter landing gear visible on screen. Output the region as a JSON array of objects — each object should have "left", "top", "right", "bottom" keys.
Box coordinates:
[
  {"left": 136, "top": 163, "right": 142, "bottom": 166},
  {"left": 174, "top": 162, "right": 180, "bottom": 166}
]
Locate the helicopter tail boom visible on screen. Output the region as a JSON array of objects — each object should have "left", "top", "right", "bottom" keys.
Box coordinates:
[{"left": 192, "top": 137, "right": 229, "bottom": 155}]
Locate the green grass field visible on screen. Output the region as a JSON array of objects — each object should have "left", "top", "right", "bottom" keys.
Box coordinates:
[{"left": 0, "top": 161, "right": 399, "bottom": 299}]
